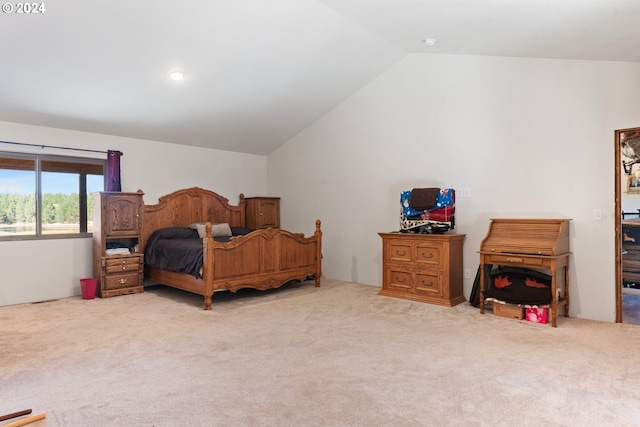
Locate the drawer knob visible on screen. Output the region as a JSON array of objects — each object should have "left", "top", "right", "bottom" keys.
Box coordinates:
[
  {"left": 395, "top": 277, "right": 406, "bottom": 283},
  {"left": 421, "top": 280, "right": 433, "bottom": 286},
  {"left": 118, "top": 278, "right": 127, "bottom": 284},
  {"left": 421, "top": 253, "right": 433, "bottom": 259},
  {"left": 395, "top": 251, "right": 406, "bottom": 256}
]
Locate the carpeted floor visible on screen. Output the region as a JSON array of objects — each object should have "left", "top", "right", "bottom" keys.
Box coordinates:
[
  {"left": 622, "top": 291, "right": 640, "bottom": 325},
  {"left": 2, "top": 279, "right": 640, "bottom": 426}
]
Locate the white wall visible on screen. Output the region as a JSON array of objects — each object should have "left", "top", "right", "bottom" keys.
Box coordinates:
[
  {"left": 0, "top": 121, "right": 267, "bottom": 306},
  {"left": 268, "top": 53, "right": 640, "bottom": 323}
]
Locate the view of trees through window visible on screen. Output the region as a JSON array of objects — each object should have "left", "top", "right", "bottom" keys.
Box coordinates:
[{"left": 0, "top": 154, "right": 105, "bottom": 237}]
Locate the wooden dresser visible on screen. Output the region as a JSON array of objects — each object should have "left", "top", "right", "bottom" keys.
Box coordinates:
[
  {"left": 478, "top": 218, "right": 571, "bottom": 327},
  {"left": 245, "top": 197, "right": 280, "bottom": 229},
  {"left": 378, "top": 232, "right": 466, "bottom": 307},
  {"left": 92, "top": 191, "right": 144, "bottom": 298}
]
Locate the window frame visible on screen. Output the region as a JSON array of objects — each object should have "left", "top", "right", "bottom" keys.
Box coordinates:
[{"left": 0, "top": 151, "right": 106, "bottom": 241}]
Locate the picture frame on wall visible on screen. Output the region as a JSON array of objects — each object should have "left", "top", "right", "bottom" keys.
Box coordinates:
[{"left": 627, "top": 174, "right": 640, "bottom": 194}]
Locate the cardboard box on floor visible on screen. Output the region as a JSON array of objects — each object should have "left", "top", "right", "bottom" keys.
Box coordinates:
[{"left": 493, "top": 303, "right": 523, "bottom": 320}]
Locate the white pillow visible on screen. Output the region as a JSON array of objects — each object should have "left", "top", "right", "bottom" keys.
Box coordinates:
[{"left": 195, "top": 222, "right": 232, "bottom": 238}]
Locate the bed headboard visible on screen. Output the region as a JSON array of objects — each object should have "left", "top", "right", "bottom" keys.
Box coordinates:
[{"left": 140, "top": 187, "right": 246, "bottom": 252}]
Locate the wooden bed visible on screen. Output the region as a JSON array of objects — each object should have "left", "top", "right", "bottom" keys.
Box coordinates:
[{"left": 140, "top": 187, "right": 322, "bottom": 309}]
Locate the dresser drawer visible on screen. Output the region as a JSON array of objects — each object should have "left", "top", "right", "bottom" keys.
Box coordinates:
[
  {"left": 414, "top": 272, "right": 443, "bottom": 297},
  {"left": 389, "top": 242, "right": 442, "bottom": 267},
  {"left": 623, "top": 271, "right": 640, "bottom": 283},
  {"left": 105, "top": 255, "right": 142, "bottom": 273},
  {"left": 623, "top": 257, "right": 640, "bottom": 270},
  {"left": 104, "top": 272, "right": 141, "bottom": 290},
  {"left": 389, "top": 243, "right": 412, "bottom": 262},
  {"left": 386, "top": 269, "right": 443, "bottom": 297},
  {"left": 387, "top": 269, "right": 412, "bottom": 291},
  {"left": 414, "top": 244, "right": 441, "bottom": 267}
]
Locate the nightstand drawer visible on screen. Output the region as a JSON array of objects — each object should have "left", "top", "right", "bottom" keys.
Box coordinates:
[
  {"left": 104, "top": 272, "right": 141, "bottom": 290},
  {"left": 105, "top": 256, "right": 142, "bottom": 273}
]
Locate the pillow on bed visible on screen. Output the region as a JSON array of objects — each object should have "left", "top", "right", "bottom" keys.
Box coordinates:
[
  {"left": 231, "top": 226, "right": 253, "bottom": 236},
  {"left": 149, "top": 227, "right": 199, "bottom": 241},
  {"left": 193, "top": 222, "right": 233, "bottom": 238}
]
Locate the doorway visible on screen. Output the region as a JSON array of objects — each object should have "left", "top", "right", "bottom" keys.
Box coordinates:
[{"left": 616, "top": 127, "right": 640, "bottom": 325}]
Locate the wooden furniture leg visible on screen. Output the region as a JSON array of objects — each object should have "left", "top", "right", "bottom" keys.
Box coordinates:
[
  {"left": 551, "top": 259, "right": 558, "bottom": 327},
  {"left": 565, "top": 259, "right": 570, "bottom": 317},
  {"left": 479, "top": 261, "right": 486, "bottom": 314}
]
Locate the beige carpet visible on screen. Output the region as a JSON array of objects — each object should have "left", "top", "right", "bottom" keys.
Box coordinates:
[
  {"left": 622, "top": 289, "right": 640, "bottom": 325},
  {"left": 2, "top": 279, "right": 640, "bottom": 427}
]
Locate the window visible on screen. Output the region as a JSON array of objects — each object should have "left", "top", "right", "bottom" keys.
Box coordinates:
[{"left": 0, "top": 152, "right": 105, "bottom": 240}]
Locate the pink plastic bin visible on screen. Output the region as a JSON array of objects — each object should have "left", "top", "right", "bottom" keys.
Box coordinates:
[{"left": 80, "top": 278, "right": 97, "bottom": 300}]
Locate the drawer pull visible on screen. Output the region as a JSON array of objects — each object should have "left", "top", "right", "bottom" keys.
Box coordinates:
[
  {"left": 421, "top": 280, "right": 433, "bottom": 287},
  {"left": 395, "top": 251, "right": 406, "bottom": 256},
  {"left": 395, "top": 277, "right": 406, "bottom": 283},
  {"left": 421, "top": 253, "right": 434, "bottom": 259},
  {"left": 506, "top": 257, "right": 524, "bottom": 263},
  {"left": 118, "top": 278, "right": 127, "bottom": 284}
]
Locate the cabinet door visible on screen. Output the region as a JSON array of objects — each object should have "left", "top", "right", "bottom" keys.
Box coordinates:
[
  {"left": 105, "top": 194, "right": 141, "bottom": 235},
  {"left": 258, "top": 199, "right": 279, "bottom": 228}
]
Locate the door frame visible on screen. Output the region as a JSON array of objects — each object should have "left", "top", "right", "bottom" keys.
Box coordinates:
[{"left": 615, "top": 127, "right": 640, "bottom": 323}]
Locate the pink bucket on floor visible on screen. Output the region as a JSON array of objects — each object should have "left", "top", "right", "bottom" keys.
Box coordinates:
[{"left": 80, "top": 278, "right": 97, "bottom": 300}]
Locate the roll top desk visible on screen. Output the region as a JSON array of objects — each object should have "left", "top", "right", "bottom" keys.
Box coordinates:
[{"left": 478, "top": 218, "right": 571, "bottom": 327}]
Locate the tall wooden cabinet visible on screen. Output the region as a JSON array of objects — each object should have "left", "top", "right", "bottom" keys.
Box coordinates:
[
  {"left": 245, "top": 197, "right": 280, "bottom": 229},
  {"left": 92, "top": 191, "right": 144, "bottom": 298},
  {"left": 378, "top": 232, "right": 466, "bottom": 307}
]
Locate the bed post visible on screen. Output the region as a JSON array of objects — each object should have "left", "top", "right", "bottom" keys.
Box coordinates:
[
  {"left": 315, "top": 219, "right": 322, "bottom": 287},
  {"left": 202, "top": 222, "right": 215, "bottom": 309}
]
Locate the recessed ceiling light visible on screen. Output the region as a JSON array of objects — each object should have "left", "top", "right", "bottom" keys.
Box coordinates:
[
  {"left": 422, "top": 38, "right": 437, "bottom": 46},
  {"left": 169, "top": 71, "right": 184, "bottom": 81}
]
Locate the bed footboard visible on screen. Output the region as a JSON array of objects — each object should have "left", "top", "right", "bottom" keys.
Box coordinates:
[{"left": 199, "top": 220, "right": 322, "bottom": 309}]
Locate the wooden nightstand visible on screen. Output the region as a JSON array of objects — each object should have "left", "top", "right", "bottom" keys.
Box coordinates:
[
  {"left": 245, "top": 197, "right": 280, "bottom": 229},
  {"left": 92, "top": 191, "right": 144, "bottom": 297}
]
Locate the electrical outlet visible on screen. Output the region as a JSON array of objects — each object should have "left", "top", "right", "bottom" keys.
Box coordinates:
[
  {"left": 462, "top": 188, "right": 471, "bottom": 198},
  {"left": 464, "top": 268, "right": 471, "bottom": 279},
  {"left": 593, "top": 209, "right": 602, "bottom": 221}
]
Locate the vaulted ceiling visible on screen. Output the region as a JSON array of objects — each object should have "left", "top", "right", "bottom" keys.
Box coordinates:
[{"left": 2, "top": 0, "right": 639, "bottom": 155}]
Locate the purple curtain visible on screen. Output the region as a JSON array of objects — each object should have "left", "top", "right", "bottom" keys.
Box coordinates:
[{"left": 106, "top": 150, "right": 122, "bottom": 191}]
